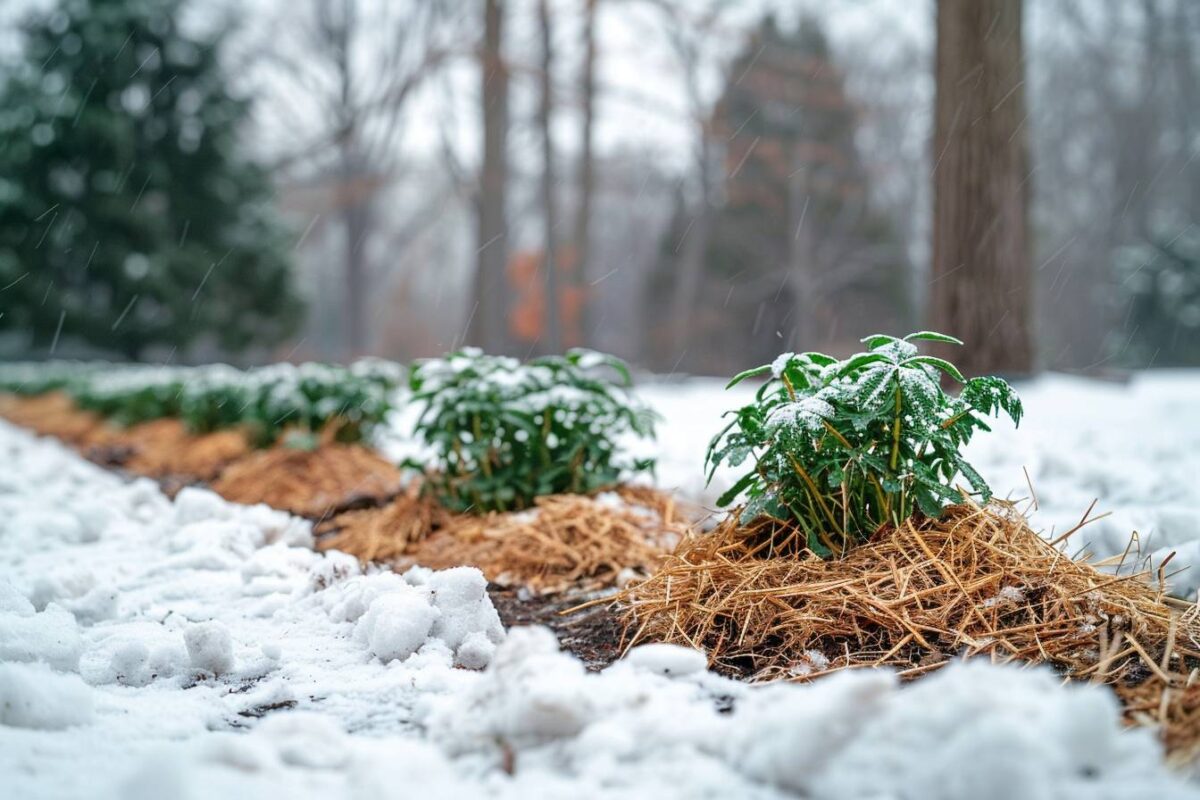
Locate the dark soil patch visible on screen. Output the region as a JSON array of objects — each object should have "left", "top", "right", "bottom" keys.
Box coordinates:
[{"left": 487, "top": 586, "right": 627, "bottom": 670}]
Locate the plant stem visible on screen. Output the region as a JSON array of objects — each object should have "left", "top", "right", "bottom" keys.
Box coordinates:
[
  {"left": 787, "top": 454, "right": 844, "bottom": 539},
  {"left": 890, "top": 384, "right": 902, "bottom": 471}
]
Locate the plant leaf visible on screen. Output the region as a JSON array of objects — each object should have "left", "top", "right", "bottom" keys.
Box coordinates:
[{"left": 903, "top": 331, "right": 964, "bottom": 346}]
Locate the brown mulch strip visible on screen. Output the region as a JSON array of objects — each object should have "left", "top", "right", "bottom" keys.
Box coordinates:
[
  {"left": 613, "top": 501, "right": 1200, "bottom": 756},
  {"left": 84, "top": 418, "right": 252, "bottom": 482},
  {"left": 1117, "top": 677, "right": 1200, "bottom": 768},
  {"left": 211, "top": 443, "right": 404, "bottom": 519},
  {"left": 318, "top": 485, "right": 691, "bottom": 595},
  {"left": 0, "top": 392, "right": 104, "bottom": 444}
]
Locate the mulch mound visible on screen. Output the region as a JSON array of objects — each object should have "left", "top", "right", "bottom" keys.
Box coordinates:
[
  {"left": 615, "top": 502, "right": 1200, "bottom": 755},
  {"left": 0, "top": 392, "right": 103, "bottom": 445},
  {"left": 211, "top": 444, "right": 404, "bottom": 519},
  {"left": 1118, "top": 676, "right": 1200, "bottom": 767},
  {"left": 318, "top": 485, "right": 690, "bottom": 595},
  {"left": 85, "top": 418, "right": 252, "bottom": 482}
]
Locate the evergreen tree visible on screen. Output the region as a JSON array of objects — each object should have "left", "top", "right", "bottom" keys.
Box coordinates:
[
  {"left": 1114, "top": 219, "right": 1200, "bottom": 366},
  {"left": 646, "top": 16, "right": 909, "bottom": 374},
  {"left": 0, "top": 0, "right": 301, "bottom": 360}
]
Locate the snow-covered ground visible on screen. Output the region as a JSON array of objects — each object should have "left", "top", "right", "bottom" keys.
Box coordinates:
[
  {"left": 643, "top": 370, "right": 1200, "bottom": 595},
  {"left": 3, "top": 372, "right": 1200, "bottom": 798}
]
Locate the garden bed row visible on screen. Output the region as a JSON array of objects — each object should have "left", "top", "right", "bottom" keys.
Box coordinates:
[
  {"left": 4, "top": 340, "right": 1200, "bottom": 765},
  {"left": 0, "top": 353, "right": 683, "bottom": 655}
]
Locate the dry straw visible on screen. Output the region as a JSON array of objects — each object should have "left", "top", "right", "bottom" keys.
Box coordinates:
[
  {"left": 0, "top": 395, "right": 248, "bottom": 481},
  {"left": 614, "top": 501, "right": 1200, "bottom": 752},
  {"left": 0, "top": 392, "right": 102, "bottom": 444},
  {"left": 90, "top": 418, "right": 251, "bottom": 480},
  {"left": 319, "top": 485, "right": 688, "bottom": 595},
  {"left": 212, "top": 443, "right": 403, "bottom": 519}
]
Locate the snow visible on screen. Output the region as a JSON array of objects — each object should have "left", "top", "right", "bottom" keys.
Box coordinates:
[
  {"left": 623, "top": 642, "right": 709, "bottom": 677},
  {"left": 769, "top": 351, "right": 795, "bottom": 378},
  {"left": 184, "top": 622, "right": 235, "bottom": 676},
  {"left": 425, "top": 566, "right": 505, "bottom": 653},
  {"left": 425, "top": 629, "right": 1195, "bottom": 799},
  {"left": 731, "top": 661, "right": 1169, "bottom": 800},
  {"left": 355, "top": 588, "right": 438, "bottom": 663},
  {"left": 2, "top": 371, "right": 1200, "bottom": 797},
  {"left": 0, "top": 662, "right": 93, "bottom": 730},
  {"left": 0, "top": 601, "right": 83, "bottom": 671},
  {"left": 0, "top": 421, "right": 503, "bottom": 798}
]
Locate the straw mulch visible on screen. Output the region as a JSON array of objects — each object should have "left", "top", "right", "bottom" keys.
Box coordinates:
[
  {"left": 315, "top": 483, "right": 441, "bottom": 559},
  {"left": 0, "top": 392, "right": 103, "bottom": 445},
  {"left": 83, "top": 418, "right": 251, "bottom": 481},
  {"left": 211, "top": 443, "right": 404, "bottom": 519},
  {"left": 318, "top": 485, "right": 690, "bottom": 595},
  {"left": 616, "top": 502, "right": 1200, "bottom": 752}
]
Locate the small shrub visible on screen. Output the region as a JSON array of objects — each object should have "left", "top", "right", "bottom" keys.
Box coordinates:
[
  {"left": 73, "top": 368, "right": 183, "bottom": 425},
  {"left": 706, "top": 332, "right": 1022, "bottom": 556},
  {"left": 177, "top": 365, "right": 254, "bottom": 434},
  {"left": 407, "top": 348, "right": 657, "bottom": 513},
  {"left": 246, "top": 363, "right": 396, "bottom": 446}
]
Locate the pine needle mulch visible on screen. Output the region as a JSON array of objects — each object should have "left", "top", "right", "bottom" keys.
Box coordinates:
[
  {"left": 0, "top": 392, "right": 103, "bottom": 445},
  {"left": 317, "top": 485, "right": 691, "bottom": 595},
  {"left": 83, "top": 418, "right": 251, "bottom": 482},
  {"left": 614, "top": 501, "right": 1200, "bottom": 756},
  {"left": 211, "top": 443, "right": 404, "bottom": 519}
]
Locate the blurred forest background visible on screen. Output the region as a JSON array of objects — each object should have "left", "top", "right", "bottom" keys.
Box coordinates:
[{"left": 0, "top": 0, "right": 1198, "bottom": 374}]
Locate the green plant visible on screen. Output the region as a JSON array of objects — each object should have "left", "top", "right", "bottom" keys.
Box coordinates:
[
  {"left": 73, "top": 369, "right": 184, "bottom": 425},
  {"left": 0, "top": 0, "right": 301, "bottom": 360},
  {"left": 407, "top": 348, "right": 657, "bottom": 513},
  {"left": 706, "top": 332, "right": 1022, "bottom": 557},
  {"left": 0, "top": 361, "right": 96, "bottom": 395},
  {"left": 177, "top": 366, "right": 255, "bottom": 434},
  {"left": 1, "top": 360, "right": 400, "bottom": 446},
  {"left": 246, "top": 363, "right": 396, "bottom": 446}
]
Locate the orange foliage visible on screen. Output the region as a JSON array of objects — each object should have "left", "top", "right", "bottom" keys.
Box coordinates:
[{"left": 507, "top": 247, "right": 586, "bottom": 346}]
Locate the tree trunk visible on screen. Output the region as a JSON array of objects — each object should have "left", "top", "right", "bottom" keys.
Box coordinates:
[
  {"left": 931, "top": 0, "right": 1033, "bottom": 375},
  {"left": 572, "top": 0, "right": 598, "bottom": 347},
  {"left": 1175, "top": 1, "right": 1200, "bottom": 215},
  {"left": 341, "top": 176, "right": 369, "bottom": 356},
  {"left": 537, "top": 0, "right": 563, "bottom": 355},
  {"left": 667, "top": 122, "right": 713, "bottom": 357},
  {"left": 469, "top": 0, "right": 512, "bottom": 353}
]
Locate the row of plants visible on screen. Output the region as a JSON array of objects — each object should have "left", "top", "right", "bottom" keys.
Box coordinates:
[
  {"left": 0, "top": 358, "right": 403, "bottom": 446},
  {"left": 0, "top": 332, "right": 1020, "bottom": 555},
  {"left": 405, "top": 333, "right": 1020, "bottom": 551}
]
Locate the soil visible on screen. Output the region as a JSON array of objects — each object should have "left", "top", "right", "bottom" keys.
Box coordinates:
[{"left": 487, "top": 586, "right": 627, "bottom": 670}]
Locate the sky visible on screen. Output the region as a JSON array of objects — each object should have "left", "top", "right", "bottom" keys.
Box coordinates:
[{"left": 0, "top": 0, "right": 935, "bottom": 177}]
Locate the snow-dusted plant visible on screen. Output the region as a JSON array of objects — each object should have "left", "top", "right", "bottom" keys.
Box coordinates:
[
  {"left": 707, "top": 332, "right": 1022, "bottom": 556},
  {"left": 407, "top": 348, "right": 657, "bottom": 513},
  {"left": 237, "top": 362, "right": 396, "bottom": 446},
  {"left": 178, "top": 361, "right": 399, "bottom": 445},
  {"left": 0, "top": 361, "right": 97, "bottom": 395},
  {"left": 2, "top": 360, "right": 401, "bottom": 446},
  {"left": 73, "top": 367, "right": 184, "bottom": 425}
]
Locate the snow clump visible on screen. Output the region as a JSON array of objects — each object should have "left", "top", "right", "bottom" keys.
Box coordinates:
[
  {"left": 0, "top": 662, "right": 93, "bottom": 729},
  {"left": 184, "top": 622, "right": 236, "bottom": 677}
]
